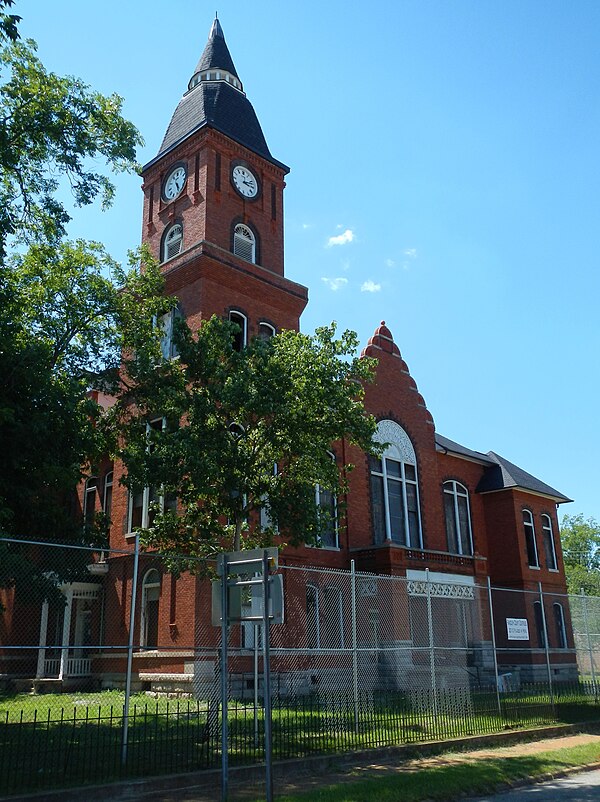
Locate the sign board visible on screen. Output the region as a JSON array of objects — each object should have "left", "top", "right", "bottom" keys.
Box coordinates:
[
  {"left": 506, "top": 617, "right": 529, "bottom": 641},
  {"left": 216, "top": 547, "right": 278, "bottom": 576},
  {"left": 211, "top": 574, "right": 284, "bottom": 626}
]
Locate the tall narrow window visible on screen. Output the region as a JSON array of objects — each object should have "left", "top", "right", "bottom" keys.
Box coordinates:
[
  {"left": 369, "top": 420, "right": 422, "bottom": 548},
  {"left": 127, "top": 418, "right": 177, "bottom": 533},
  {"left": 306, "top": 585, "right": 319, "bottom": 648},
  {"left": 103, "top": 471, "right": 113, "bottom": 534},
  {"left": 162, "top": 223, "right": 183, "bottom": 262},
  {"left": 229, "top": 311, "right": 247, "bottom": 351},
  {"left": 541, "top": 514, "right": 558, "bottom": 570},
  {"left": 158, "top": 307, "right": 183, "bottom": 360},
  {"left": 443, "top": 481, "right": 473, "bottom": 556},
  {"left": 141, "top": 569, "right": 160, "bottom": 649},
  {"left": 522, "top": 510, "right": 539, "bottom": 568},
  {"left": 83, "top": 477, "right": 97, "bottom": 530},
  {"left": 554, "top": 602, "right": 567, "bottom": 649},
  {"left": 233, "top": 223, "right": 256, "bottom": 263}
]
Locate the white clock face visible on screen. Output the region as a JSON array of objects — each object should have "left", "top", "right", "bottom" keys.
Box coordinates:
[
  {"left": 163, "top": 165, "right": 187, "bottom": 201},
  {"left": 232, "top": 165, "right": 259, "bottom": 198}
]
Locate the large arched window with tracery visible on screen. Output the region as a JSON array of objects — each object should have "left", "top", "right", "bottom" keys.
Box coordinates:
[{"left": 369, "top": 420, "right": 422, "bottom": 548}]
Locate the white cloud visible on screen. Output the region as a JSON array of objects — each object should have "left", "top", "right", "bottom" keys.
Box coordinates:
[
  {"left": 361, "top": 280, "right": 381, "bottom": 293},
  {"left": 321, "top": 277, "right": 348, "bottom": 291},
  {"left": 302, "top": 222, "right": 312, "bottom": 230},
  {"left": 385, "top": 258, "right": 396, "bottom": 268},
  {"left": 404, "top": 248, "right": 417, "bottom": 258},
  {"left": 326, "top": 228, "right": 354, "bottom": 247}
]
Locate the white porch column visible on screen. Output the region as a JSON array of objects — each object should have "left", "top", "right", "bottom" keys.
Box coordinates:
[
  {"left": 36, "top": 599, "right": 49, "bottom": 679},
  {"left": 58, "top": 588, "right": 74, "bottom": 680}
]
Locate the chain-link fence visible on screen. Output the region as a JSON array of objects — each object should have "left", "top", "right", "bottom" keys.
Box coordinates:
[{"left": 1, "top": 536, "right": 599, "bottom": 795}]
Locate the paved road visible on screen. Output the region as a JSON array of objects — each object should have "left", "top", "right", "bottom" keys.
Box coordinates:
[{"left": 470, "top": 768, "right": 600, "bottom": 801}]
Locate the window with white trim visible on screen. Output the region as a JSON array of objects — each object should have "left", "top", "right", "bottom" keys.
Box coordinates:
[
  {"left": 103, "top": 471, "right": 113, "bottom": 534},
  {"left": 141, "top": 569, "right": 160, "bottom": 649},
  {"left": 541, "top": 514, "right": 558, "bottom": 571},
  {"left": 157, "top": 307, "right": 183, "bottom": 361},
  {"left": 127, "top": 418, "right": 177, "bottom": 533},
  {"left": 369, "top": 420, "right": 422, "bottom": 547},
  {"left": 83, "top": 476, "right": 97, "bottom": 529},
  {"left": 554, "top": 602, "right": 567, "bottom": 649},
  {"left": 443, "top": 481, "right": 473, "bottom": 556},
  {"left": 522, "top": 509, "right": 539, "bottom": 568},
  {"left": 162, "top": 223, "right": 183, "bottom": 262},
  {"left": 229, "top": 311, "right": 247, "bottom": 352},
  {"left": 233, "top": 223, "right": 255, "bottom": 263},
  {"left": 258, "top": 322, "right": 276, "bottom": 340}
]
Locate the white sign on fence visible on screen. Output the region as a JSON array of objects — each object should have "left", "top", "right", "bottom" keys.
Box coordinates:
[{"left": 506, "top": 617, "right": 529, "bottom": 641}]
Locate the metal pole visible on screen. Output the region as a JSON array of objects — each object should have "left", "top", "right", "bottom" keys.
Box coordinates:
[
  {"left": 254, "top": 622, "right": 259, "bottom": 748},
  {"left": 581, "top": 589, "right": 597, "bottom": 694},
  {"left": 221, "top": 554, "right": 229, "bottom": 802},
  {"left": 486, "top": 578, "right": 502, "bottom": 716},
  {"left": 538, "top": 582, "right": 554, "bottom": 712},
  {"left": 425, "top": 569, "right": 438, "bottom": 715},
  {"left": 350, "top": 559, "right": 359, "bottom": 734},
  {"left": 121, "top": 533, "right": 140, "bottom": 767},
  {"left": 262, "top": 550, "right": 273, "bottom": 802}
]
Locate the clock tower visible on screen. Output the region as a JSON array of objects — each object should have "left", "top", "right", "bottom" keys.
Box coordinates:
[{"left": 140, "top": 17, "right": 307, "bottom": 339}]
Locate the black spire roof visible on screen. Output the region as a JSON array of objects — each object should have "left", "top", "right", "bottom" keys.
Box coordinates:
[{"left": 145, "top": 18, "right": 286, "bottom": 172}]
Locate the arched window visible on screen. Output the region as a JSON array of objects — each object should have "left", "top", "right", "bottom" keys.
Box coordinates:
[
  {"left": 522, "top": 509, "right": 539, "bottom": 568},
  {"left": 162, "top": 223, "right": 183, "bottom": 262},
  {"left": 83, "top": 477, "right": 97, "bottom": 529},
  {"left": 229, "top": 310, "right": 247, "bottom": 351},
  {"left": 369, "top": 420, "right": 422, "bottom": 548},
  {"left": 541, "top": 514, "right": 558, "bottom": 571},
  {"left": 233, "top": 223, "right": 256, "bottom": 263},
  {"left": 258, "top": 322, "right": 276, "bottom": 340},
  {"left": 443, "top": 480, "right": 473, "bottom": 556},
  {"left": 554, "top": 602, "right": 567, "bottom": 649},
  {"left": 141, "top": 569, "right": 160, "bottom": 649}
]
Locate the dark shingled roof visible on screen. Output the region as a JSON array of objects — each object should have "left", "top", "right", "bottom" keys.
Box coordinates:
[
  {"left": 146, "top": 18, "right": 285, "bottom": 171},
  {"left": 476, "top": 451, "right": 572, "bottom": 502},
  {"left": 436, "top": 434, "right": 571, "bottom": 503},
  {"left": 435, "top": 433, "right": 493, "bottom": 464},
  {"left": 193, "top": 18, "right": 239, "bottom": 79}
]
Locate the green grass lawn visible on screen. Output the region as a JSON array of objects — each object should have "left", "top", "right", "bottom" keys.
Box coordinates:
[{"left": 258, "top": 741, "right": 600, "bottom": 802}]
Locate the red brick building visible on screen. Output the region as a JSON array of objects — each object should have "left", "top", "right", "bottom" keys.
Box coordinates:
[{"left": 7, "top": 19, "right": 574, "bottom": 693}]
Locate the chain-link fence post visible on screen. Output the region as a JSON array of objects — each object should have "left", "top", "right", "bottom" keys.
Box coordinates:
[
  {"left": 486, "top": 578, "right": 502, "bottom": 716},
  {"left": 350, "top": 559, "right": 359, "bottom": 734},
  {"left": 121, "top": 533, "right": 140, "bottom": 767},
  {"left": 220, "top": 553, "right": 229, "bottom": 802},
  {"left": 581, "top": 588, "right": 598, "bottom": 696},
  {"left": 538, "top": 582, "right": 554, "bottom": 712}
]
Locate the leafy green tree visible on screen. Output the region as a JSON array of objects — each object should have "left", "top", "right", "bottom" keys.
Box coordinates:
[
  {"left": 560, "top": 513, "right": 600, "bottom": 596},
  {"left": 111, "top": 317, "right": 379, "bottom": 557},
  {"left": 0, "top": 242, "right": 169, "bottom": 599},
  {"left": 0, "top": 33, "right": 141, "bottom": 259}
]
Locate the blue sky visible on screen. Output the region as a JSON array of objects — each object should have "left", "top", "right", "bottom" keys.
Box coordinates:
[{"left": 19, "top": 1, "right": 600, "bottom": 521}]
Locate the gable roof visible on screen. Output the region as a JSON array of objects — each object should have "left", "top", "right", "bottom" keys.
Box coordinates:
[{"left": 436, "top": 433, "right": 571, "bottom": 503}]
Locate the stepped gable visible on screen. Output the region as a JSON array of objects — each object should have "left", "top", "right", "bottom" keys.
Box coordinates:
[{"left": 361, "top": 321, "right": 434, "bottom": 426}]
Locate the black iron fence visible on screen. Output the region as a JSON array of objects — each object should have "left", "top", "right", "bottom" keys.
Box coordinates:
[{"left": 1, "top": 681, "right": 599, "bottom": 795}]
